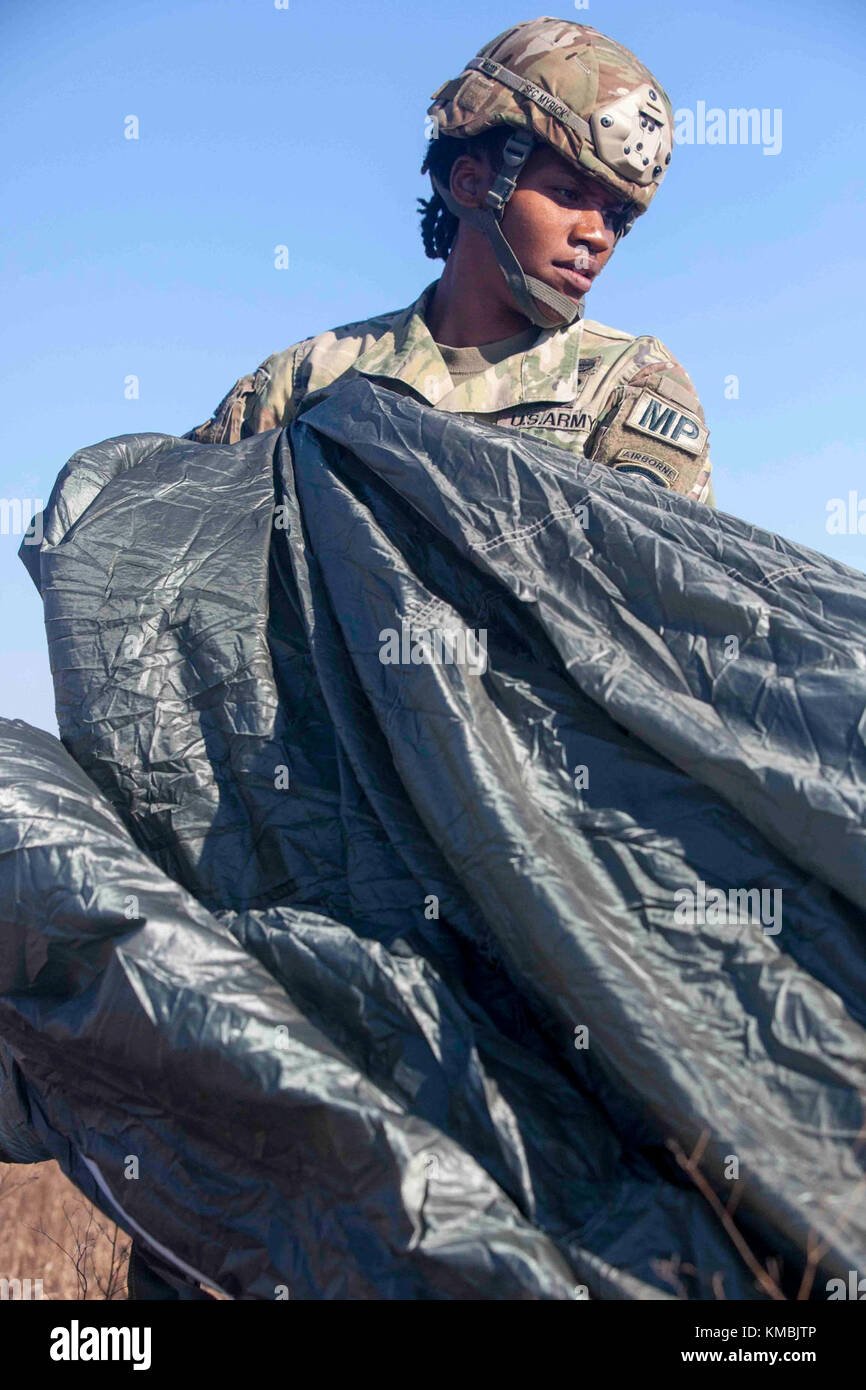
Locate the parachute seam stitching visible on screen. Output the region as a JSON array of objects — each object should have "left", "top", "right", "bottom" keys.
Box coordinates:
[{"left": 474, "top": 504, "right": 582, "bottom": 553}]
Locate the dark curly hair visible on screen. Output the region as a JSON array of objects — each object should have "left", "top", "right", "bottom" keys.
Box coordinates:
[{"left": 418, "top": 127, "right": 513, "bottom": 261}]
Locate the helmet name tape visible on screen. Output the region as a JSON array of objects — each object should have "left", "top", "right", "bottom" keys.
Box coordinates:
[{"left": 467, "top": 57, "right": 592, "bottom": 140}]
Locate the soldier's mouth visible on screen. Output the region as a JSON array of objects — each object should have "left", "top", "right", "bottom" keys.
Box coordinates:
[{"left": 553, "top": 262, "right": 598, "bottom": 295}]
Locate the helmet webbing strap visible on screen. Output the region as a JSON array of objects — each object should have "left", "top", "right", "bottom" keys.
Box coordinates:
[
  {"left": 430, "top": 129, "right": 580, "bottom": 329},
  {"left": 466, "top": 58, "right": 594, "bottom": 144}
]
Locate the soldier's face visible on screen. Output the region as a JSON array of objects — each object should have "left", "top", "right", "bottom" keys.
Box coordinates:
[
  {"left": 501, "top": 147, "right": 623, "bottom": 310},
  {"left": 451, "top": 145, "right": 626, "bottom": 320}
]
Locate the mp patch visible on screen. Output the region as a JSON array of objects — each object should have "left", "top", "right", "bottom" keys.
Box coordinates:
[
  {"left": 611, "top": 449, "right": 679, "bottom": 488},
  {"left": 625, "top": 390, "right": 707, "bottom": 456}
]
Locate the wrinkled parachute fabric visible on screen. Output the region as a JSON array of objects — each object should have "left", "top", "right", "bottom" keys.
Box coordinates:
[{"left": 2, "top": 378, "right": 866, "bottom": 1300}]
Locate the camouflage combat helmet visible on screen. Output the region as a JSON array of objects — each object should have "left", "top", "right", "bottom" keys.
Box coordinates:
[{"left": 424, "top": 17, "right": 674, "bottom": 328}]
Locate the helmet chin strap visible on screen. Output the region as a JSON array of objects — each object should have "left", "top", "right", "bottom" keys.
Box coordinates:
[{"left": 430, "top": 129, "right": 582, "bottom": 331}]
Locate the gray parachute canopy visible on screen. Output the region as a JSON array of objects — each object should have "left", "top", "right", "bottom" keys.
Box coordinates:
[{"left": 2, "top": 379, "right": 866, "bottom": 1299}]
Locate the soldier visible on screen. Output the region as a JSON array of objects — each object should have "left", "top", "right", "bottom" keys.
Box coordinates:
[{"left": 186, "top": 17, "right": 715, "bottom": 505}]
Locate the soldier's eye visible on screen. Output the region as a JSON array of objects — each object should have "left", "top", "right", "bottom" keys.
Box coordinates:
[
  {"left": 604, "top": 205, "right": 629, "bottom": 233},
  {"left": 553, "top": 184, "right": 628, "bottom": 231}
]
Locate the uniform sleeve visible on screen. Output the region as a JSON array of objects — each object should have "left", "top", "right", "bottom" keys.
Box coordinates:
[
  {"left": 183, "top": 353, "right": 293, "bottom": 445},
  {"left": 584, "top": 350, "right": 715, "bottom": 506}
]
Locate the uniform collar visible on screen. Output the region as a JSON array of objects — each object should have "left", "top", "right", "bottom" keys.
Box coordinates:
[{"left": 352, "top": 279, "right": 585, "bottom": 412}]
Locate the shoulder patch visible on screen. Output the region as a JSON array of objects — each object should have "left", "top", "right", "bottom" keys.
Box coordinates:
[
  {"left": 625, "top": 390, "right": 707, "bottom": 456},
  {"left": 611, "top": 449, "right": 678, "bottom": 488}
]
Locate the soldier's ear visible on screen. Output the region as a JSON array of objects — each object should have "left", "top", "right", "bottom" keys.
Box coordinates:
[{"left": 449, "top": 152, "right": 492, "bottom": 209}]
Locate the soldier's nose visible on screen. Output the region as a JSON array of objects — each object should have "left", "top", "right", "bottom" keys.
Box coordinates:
[{"left": 571, "top": 212, "right": 609, "bottom": 253}]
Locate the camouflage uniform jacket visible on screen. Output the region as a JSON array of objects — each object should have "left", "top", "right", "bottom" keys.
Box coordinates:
[{"left": 186, "top": 280, "right": 715, "bottom": 505}]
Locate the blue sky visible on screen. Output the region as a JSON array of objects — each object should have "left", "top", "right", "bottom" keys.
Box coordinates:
[{"left": 2, "top": 0, "right": 865, "bottom": 732}]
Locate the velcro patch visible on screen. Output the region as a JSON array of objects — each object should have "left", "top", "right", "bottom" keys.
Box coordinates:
[
  {"left": 625, "top": 390, "right": 707, "bottom": 457},
  {"left": 611, "top": 449, "right": 678, "bottom": 488}
]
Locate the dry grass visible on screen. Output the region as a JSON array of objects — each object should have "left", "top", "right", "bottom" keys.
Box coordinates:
[{"left": 0, "top": 1159, "right": 130, "bottom": 1300}]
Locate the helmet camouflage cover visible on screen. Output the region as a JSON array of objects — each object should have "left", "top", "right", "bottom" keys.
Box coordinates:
[{"left": 427, "top": 17, "right": 675, "bottom": 232}]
